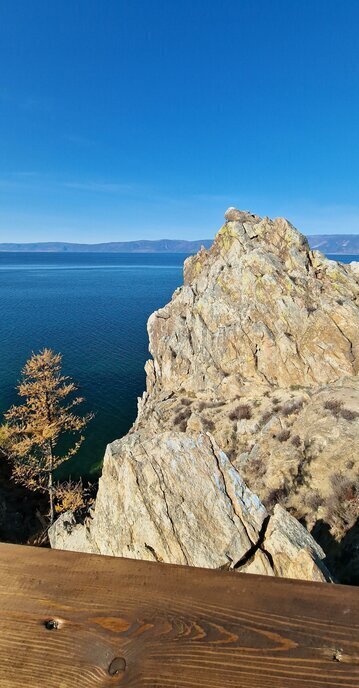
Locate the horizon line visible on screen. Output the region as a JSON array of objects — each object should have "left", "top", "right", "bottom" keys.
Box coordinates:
[{"left": 0, "top": 231, "right": 359, "bottom": 248}]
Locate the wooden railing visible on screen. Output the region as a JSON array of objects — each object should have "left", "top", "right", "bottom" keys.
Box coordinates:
[{"left": 0, "top": 543, "right": 358, "bottom": 687}]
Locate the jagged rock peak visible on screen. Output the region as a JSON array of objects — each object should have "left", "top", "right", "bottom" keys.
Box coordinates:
[
  {"left": 224, "top": 207, "right": 261, "bottom": 223},
  {"left": 146, "top": 209, "right": 358, "bottom": 394}
]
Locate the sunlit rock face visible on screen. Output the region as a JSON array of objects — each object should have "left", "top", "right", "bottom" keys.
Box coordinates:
[
  {"left": 145, "top": 211, "right": 358, "bottom": 396},
  {"left": 50, "top": 431, "right": 331, "bottom": 582},
  {"left": 51, "top": 208, "right": 359, "bottom": 583}
]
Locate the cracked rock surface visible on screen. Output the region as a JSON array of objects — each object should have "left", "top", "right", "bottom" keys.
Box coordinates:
[
  {"left": 50, "top": 208, "right": 359, "bottom": 582},
  {"left": 50, "top": 432, "right": 331, "bottom": 581}
]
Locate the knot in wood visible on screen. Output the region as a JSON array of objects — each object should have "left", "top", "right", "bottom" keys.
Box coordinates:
[{"left": 108, "top": 657, "right": 126, "bottom": 676}]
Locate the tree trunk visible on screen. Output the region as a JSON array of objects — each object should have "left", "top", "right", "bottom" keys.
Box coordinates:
[
  {"left": 48, "top": 440, "right": 54, "bottom": 525},
  {"left": 48, "top": 471, "right": 54, "bottom": 525}
]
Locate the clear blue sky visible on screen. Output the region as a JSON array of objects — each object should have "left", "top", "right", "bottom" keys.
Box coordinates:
[{"left": 0, "top": 0, "right": 358, "bottom": 242}]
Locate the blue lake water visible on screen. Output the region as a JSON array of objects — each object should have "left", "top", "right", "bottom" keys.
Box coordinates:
[
  {"left": 0, "top": 253, "right": 185, "bottom": 478},
  {"left": 0, "top": 251, "right": 357, "bottom": 478}
]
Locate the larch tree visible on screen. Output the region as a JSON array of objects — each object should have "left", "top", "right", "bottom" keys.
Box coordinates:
[{"left": 5, "top": 349, "right": 93, "bottom": 524}]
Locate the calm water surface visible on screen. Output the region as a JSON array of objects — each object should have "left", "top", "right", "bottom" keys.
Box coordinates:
[
  {"left": 0, "top": 253, "right": 186, "bottom": 477},
  {"left": 0, "top": 251, "right": 357, "bottom": 477}
]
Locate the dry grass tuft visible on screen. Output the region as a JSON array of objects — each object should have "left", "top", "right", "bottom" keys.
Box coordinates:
[
  {"left": 277, "top": 428, "right": 291, "bottom": 442},
  {"left": 291, "top": 434, "right": 301, "bottom": 447},
  {"left": 229, "top": 404, "right": 252, "bottom": 421},
  {"left": 325, "top": 473, "right": 359, "bottom": 537}
]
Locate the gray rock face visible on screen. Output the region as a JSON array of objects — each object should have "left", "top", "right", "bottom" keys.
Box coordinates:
[
  {"left": 224, "top": 207, "right": 260, "bottom": 223},
  {"left": 50, "top": 432, "right": 331, "bottom": 581},
  {"left": 51, "top": 207, "right": 358, "bottom": 583}
]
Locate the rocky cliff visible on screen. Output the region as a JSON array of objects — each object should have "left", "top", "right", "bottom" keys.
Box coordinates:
[{"left": 50, "top": 208, "right": 359, "bottom": 583}]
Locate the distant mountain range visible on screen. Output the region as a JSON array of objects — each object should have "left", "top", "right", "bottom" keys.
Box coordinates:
[
  {"left": 0, "top": 239, "right": 213, "bottom": 253},
  {"left": 306, "top": 235, "right": 359, "bottom": 255},
  {"left": 0, "top": 235, "right": 358, "bottom": 254}
]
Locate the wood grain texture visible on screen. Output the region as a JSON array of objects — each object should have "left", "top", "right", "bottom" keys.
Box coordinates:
[{"left": 0, "top": 543, "right": 358, "bottom": 687}]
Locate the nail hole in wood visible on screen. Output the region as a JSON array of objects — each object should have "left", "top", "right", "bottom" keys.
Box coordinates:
[
  {"left": 108, "top": 657, "right": 126, "bottom": 676},
  {"left": 44, "top": 619, "right": 59, "bottom": 630}
]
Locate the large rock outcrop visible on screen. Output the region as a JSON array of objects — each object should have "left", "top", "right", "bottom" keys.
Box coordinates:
[
  {"left": 50, "top": 432, "right": 331, "bottom": 581},
  {"left": 51, "top": 209, "right": 359, "bottom": 583},
  {"left": 143, "top": 211, "right": 358, "bottom": 397}
]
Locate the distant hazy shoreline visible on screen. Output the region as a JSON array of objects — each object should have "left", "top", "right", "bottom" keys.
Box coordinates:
[{"left": 0, "top": 235, "right": 359, "bottom": 255}]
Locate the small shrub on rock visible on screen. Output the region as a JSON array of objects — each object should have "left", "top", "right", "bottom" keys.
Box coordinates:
[
  {"left": 272, "top": 403, "right": 282, "bottom": 412},
  {"left": 325, "top": 473, "right": 359, "bottom": 537},
  {"left": 291, "top": 434, "right": 301, "bottom": 447},
  {"left": 340, "top": 408, "right": 359, "bottom": 421},
  {"left": 248, "top": 457, "right": 266, "bottom": 478},
  {"left": 229, "top": 404, "right": 252, "bottom": 421},
  {"left": 324, "top": 399, "right": 343, "bottom": 417},
  {"left": 174, "top": 408, "right": 191, "bottom": 425},
  {"left": 264, "top": 485, "right": 289, "bottom": 510},
  {"left": 306, "top": 490, "right": 323, "bottom": 511},
  {"left": 277, "top": 429, "right": 291, "bottom": 442},
  {"left": 202, "top": 418, "right": 215, "bottom": 432},
  {"left": 55, "top": 480, "right": 93, "bottom": 516}
]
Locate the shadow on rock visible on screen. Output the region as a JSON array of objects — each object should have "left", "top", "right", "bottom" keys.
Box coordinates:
[{"left": 311, "top": 518, "right": 359, "bottom": 585}]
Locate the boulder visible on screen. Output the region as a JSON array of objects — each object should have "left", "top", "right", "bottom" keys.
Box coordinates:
[{"left": 50, "top": 432, "right": 331, "bottom": 581}]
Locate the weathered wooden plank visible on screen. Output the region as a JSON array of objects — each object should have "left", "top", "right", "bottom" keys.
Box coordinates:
[{"left": 0, "top": 543, "right": 358, "bottom": 687}]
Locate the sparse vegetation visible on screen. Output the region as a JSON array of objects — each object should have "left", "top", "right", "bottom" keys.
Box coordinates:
[
  {"left": 277, "top": 428, "right": 291, "bottom": 442},
  {"left": 340, "top": 408, "right": 359, "bottom": 421},
  {"left": 202, "top": 418, "right": 215, "bottom": 432},
  {"left": 325, "top": 473, "right": 359, "bottom": 537},
  {"left": 291, "top": 434, "right": 301, "bottom": 447},
  {"left": 323, "top": 399, "right": 358, "bottom": 421},
  {"left": 272, "top": 401, "right": 282, "bottom": 412},
  {"left": 55, "top": 479, "right": 94, "bottom": 516},
  {"left": 247, "top": 457, "right": 266, "bottom": 478},
  {"left": 174, "top": 408, "right": 191, "bottom": 425},
  {"left": 323, "top": 399, "right": 343, "bottom": 416},
  {"left": 229, "top": 404, "right": 252, "bottom": 421},
  {"left": 306, "top": 490, "right": 323, "bottom": 511},
  {"left": 263, "top": 484, "right": 289, "bottom": 510}
]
